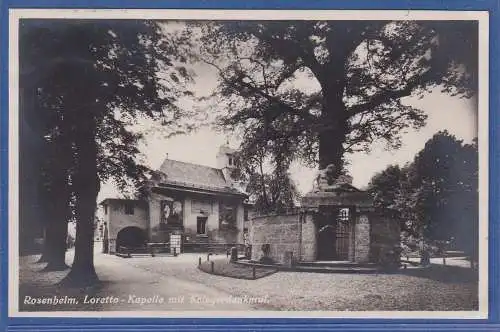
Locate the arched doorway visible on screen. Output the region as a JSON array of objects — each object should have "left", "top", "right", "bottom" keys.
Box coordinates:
[{"left": 116, "top": 226, "right": 147, "bottom": 252}]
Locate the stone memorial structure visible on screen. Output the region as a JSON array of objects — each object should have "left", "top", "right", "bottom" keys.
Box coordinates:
[{"left": 250, "top": 164, "right": 400, "bottom": 266}]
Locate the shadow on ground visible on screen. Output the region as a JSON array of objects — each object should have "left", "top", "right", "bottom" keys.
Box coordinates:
[{"left": 398, "top": 264, "right": 478, "bottom": 283}]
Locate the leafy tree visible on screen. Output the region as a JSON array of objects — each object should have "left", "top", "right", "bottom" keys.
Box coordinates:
[
  {"left": 452, "top": 140, "right": 479, "bottom": 264},
  {"left": 367, "top": 163, "right": 425, "bottom": 239},
  {"left": 410, "top": 131, "right": 469, "bottom": 241},
  {"left": 367, "top": 164, "right": 404, "bottom": 210},
  {"left": 393, "top": 163, "right": 427, "bottom": 239},
  {"left": 244, "top": 171, "right": 300, "bottom": 215},
  {"left": 410, "top": 132, "right": 478, "bottom": 264},
  {"left": 197, "top": 21, "right": 477, "bottom": 178},
  {"left": 233, "top": 146, "right": 300, "bottom": 214},
  {"left": 368, "top": 131, "right": 478, "bottom": 264},
  {"left": 20, "top": 19, "right": 192, "bottom": 285}
]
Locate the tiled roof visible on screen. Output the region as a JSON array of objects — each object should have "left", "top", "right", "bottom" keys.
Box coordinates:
[
  {"left": 158, "top": 159, "right": 230, "bottom": 192},
  {"left": 99, "top": 198, "right": 147, "bottom": 206}
]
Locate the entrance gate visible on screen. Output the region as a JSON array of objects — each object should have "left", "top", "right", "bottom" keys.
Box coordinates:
[{"left": 316, "top": 207, "right": 352, "bottom": 261}]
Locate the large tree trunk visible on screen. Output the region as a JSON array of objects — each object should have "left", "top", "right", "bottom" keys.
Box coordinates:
[
  {"left": 63, "top": 194, "right": 98, "bottom": 286},
  {"left": 37, "top": 182, "right": 71, "bottom": 270},
  {"left": 318, "top": 88, "right": 348, "bottom": 178},
  {"left": 39, "top": 158, "right": 72, "bottom": 270},
  {"left": 36, "top": 226, "right": 50, "bottom": 263},
  {"left": 41, "top": 218, "right": 69, "bottom": 271},
  {"left": 36, "top": 111, "right": 73, "bottom": 268},
  {"left": 60, "top": 121, "right": 99, "bottom": 287}
]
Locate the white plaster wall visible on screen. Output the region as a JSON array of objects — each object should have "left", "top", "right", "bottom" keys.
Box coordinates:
[
  {"left": 210, "top": 200, "right": 220, "bottom": 231},
  {"left": 107, "top": 201, "right": 148, "bottom": 253},
  {"left": 183, "top": 197, "right": 193, "bottom": 230},
  {"left": 184, "top": 198, "right": 219, "bottom": 235},
  {"left": 122, "top": 191, "right": 246, "bottom": 247}
]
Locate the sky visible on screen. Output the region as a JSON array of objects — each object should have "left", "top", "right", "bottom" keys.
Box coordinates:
[{"left": 98, "top": 46, "right": 478, "bottom": 201}]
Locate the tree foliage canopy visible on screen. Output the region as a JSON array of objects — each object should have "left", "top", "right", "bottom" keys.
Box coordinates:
[
  {"left": 195, "top": 20, "right": 477, "bottom": 176},
  {"left": 20, "top": 19, "right": 193, "bottom": 192},
  {"left": 231, "top": 143, "right": 300, "bottom": 214},
  {"left": 367, "top": 131, "right": 478, "bottom": 258}
]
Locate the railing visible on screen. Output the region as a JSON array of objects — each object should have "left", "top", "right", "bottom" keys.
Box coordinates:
[
  {"left": 116, "top": 241, "right": 247, "bottom": 257},
  {"left": 182, "top": 241, "right": 245, "bottom": 254},
  {"left": 116, "top": 242, "right": 177, "bottom": 257}
]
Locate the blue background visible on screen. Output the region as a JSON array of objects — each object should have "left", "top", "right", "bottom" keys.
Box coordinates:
[{"left": 1, "top": 0, "right": 499, "bottom": 331}]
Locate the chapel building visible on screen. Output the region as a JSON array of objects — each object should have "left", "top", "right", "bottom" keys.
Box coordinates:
[{"left": 99, "top": 145, "right": 250, "bottom": 254}]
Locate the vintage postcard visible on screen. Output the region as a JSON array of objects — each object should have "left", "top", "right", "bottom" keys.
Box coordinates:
[{"left": 8, "top": 8, "right": 489, "bottom": 320}]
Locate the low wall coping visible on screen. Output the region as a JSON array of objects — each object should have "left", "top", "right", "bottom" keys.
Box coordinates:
[
  {"left": 301, "top": 191, "right": 374, "bottom": 208},
  {"left": 251, "top": 213, "right": 301, "bottom": 221}
]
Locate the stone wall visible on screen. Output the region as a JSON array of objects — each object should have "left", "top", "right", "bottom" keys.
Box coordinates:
[{"left": 250, "top": 214, "right": 301, "bottom": 263}]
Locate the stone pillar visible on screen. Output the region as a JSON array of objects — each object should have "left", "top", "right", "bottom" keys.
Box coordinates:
[
  {"left": 236, "top": 203, "right": 245, "bottom": 243},
  {"left": 230, "top": 247, "right": 238, "bottom": 262},
  {"left": 300, "top": 213, "right": 317, "bottom": 261},
  {"left": 348, "top": 217, "right": 356, "bottom": 262},
  {"left": 283, "top": 251, "right": 294, "bottom": 267},
  {"left": 148, "top": 194, "right": 161, "bottom": 241},
  {"left": 354, "top": 214, "right": 370, "bottom": 263},
  {"left": 109, "top": 238, "right": 116, "bottom": 253}
]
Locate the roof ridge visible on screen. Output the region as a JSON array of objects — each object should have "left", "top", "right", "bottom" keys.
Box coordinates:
[{"left": 161, "top": 158, "right": 222, "bottom": 172}]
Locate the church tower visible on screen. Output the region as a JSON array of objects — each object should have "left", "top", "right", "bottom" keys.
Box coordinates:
[{"left": 216, "top": 144, "right": 238, "bottom": 186}]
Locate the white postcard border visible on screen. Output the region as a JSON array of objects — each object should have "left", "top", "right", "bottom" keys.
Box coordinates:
[{"left": 8, "top": 8, "right": 490, "bottom": 319}]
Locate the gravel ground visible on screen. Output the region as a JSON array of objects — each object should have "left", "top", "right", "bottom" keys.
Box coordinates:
[
  {"left": 127, "top": 253, "right": 479, "bottom": 311},
  {"left": 18, "top": 250, "right": 479, "bottom": 312}
]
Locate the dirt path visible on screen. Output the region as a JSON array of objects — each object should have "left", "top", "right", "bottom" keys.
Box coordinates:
[{"left": 19, "top": 250, "right": 263, "bottom": 312}]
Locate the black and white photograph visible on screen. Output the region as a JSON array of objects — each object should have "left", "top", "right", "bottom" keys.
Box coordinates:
[{"left": 10, "top": 9, "right": 488, "bottom": 318}]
